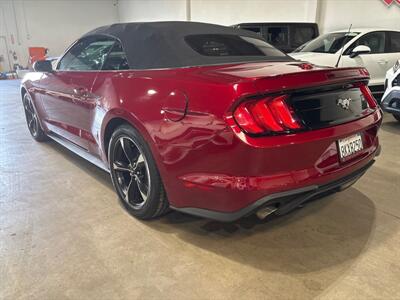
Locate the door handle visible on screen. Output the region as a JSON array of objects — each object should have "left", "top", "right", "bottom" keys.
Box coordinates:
[{"left": 377, "top": 60, "right": 388, "bottom": 65}]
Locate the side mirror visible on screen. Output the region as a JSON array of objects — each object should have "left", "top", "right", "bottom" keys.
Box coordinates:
[
  {"left": 350, "top": 45, "right": 371, "bottom": 58},
  {"left": 33, "top": 60, "right": 53, "bottom": 73}
]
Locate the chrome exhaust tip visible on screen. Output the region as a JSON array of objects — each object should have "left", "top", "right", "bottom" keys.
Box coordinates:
[{"left": 256, "top": 205, "right": 278, "bottom": 220}]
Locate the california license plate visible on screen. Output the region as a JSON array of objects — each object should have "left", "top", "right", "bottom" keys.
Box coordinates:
[{"left": 338, "top": 133, "right": 363, "bottom": 160}]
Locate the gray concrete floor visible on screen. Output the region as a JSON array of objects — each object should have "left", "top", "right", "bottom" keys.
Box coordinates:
[{"left": 1, "top": 79, "right": 400, "bottom": 300}]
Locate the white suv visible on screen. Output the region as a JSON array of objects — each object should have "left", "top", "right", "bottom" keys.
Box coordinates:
[
  {"left": 290, "top": 29, "right": 400, "bottom": 99},
  {"left": 382, "top": 60, "right": 400, "bottom": 121}
]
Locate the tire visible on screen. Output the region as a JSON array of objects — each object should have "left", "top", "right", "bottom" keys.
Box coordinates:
[
  {"left": 393, "top": 114, "right": 400, "bottom": 122},
  {"left": 108, "top": 124, "right": 169, "bottom": 219},
  {"left": 22, "top": 93, "right": 48, "bottom": 142}
]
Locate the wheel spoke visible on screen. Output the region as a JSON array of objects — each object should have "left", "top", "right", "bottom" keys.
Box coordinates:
[
  {"left": 113, "top": 161, "right": 131, "bottom": 173},
  {"left": 29, "top": 104, "right": 34, "bottom": 114},
  {"left": 136, "top": 176, "right": 148, "bottom": 202},
  {"left": 32, "top": 115, "right": 38, "bottom": 132},
  {"left": 28, "top": 99, "right": 35, "bottom": 114},
  {"left": 124, "top": 177, "right": 134, "bottom": 203},
  {"left": 24, "top": 102, "right": 30, "bottom": 113},
  {"left": 24, "top": 100, "right": 34, "bottom": 115},
  {"left": 119, "top": 137, "right": 136, "bottom": 165},
  {"left": 133, "top": 154, "right": 145, "bottom": 171},
  {"left": 28, "top": 117, "right": 34, "bottom": 129},
  {"left": 137, "top": 154, "right": 144, "bottom": 163}
]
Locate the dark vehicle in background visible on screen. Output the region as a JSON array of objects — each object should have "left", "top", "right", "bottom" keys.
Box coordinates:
[{"left": 233, "top": 22, "right": 319, "bottom": 53}]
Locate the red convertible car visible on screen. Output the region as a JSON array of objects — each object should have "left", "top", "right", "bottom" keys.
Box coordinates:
[{"left": 21, "top": 22, "right": 382, "bottom": 221}]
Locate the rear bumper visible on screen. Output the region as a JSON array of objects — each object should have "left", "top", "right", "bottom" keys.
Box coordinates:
[
  {"left": 172, "top": 158, "right": 377, "bottom": 222},
  {"left": 381, "top": 89, "right": 400, "bottom": 115},
  {"left": 163, "top": 109, "right": 381, "bottom": 219}
]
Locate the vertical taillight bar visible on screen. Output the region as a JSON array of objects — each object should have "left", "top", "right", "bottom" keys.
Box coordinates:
[{"left": 359, "top": 85, "right": 378, "bottom": 109}]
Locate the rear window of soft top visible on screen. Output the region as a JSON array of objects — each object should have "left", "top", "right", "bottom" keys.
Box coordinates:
[{"left": 185, "top": 34, "right": 287, "bottom": 58}]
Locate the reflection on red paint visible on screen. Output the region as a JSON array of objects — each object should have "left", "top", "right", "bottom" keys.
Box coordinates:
[{"left": 22, "top": 60, "right": 382, "bottom": 214}]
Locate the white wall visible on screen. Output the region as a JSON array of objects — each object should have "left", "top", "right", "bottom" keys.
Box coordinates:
[
  {"left": 0, "top": 0, "right": 118, "bottom": 70},
  {"left": 117, "top": 0, "right": 400, "bottom": 31},
  {"left": 117, "top": 0, "right": 320, "bottom": 24},
  {"left": 319, "top": 0, "right": 400, "bottom": 33},
  {"left": 1, "top": 0, "right": 400, "bottom": 72},
  {"left": 118, "top": 0, "right": 187, "bottom": 22},
  {"left": 190, "top": 0, "right": 319, "bottom": 25}
]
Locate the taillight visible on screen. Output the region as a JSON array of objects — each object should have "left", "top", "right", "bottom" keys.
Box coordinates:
[
  {"left": 268, "top": 96, "right": 302, "bottom": 130},
  {"left": 233, "top": 103, "right": 264, "bottom": 134},
  {"left": 359, "top": 85, "right": 378, "bottom": 109},
  {"left": 233, "top": 95, "right": 302, "bottom": 135}
]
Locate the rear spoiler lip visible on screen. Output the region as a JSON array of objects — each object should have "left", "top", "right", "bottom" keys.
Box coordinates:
[
  {"left": 253, "top": 67, "right": 370, "bottom": 95},
  {"left": 254, "top": 78, "right": 370, "bottom": 98},
  {"left": 226, "top": 70, "right": 370, "bottom": 114}
]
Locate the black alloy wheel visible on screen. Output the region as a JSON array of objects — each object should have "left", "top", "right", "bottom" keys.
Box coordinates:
[
  {"left": 109, "top": 124, "right": 169, "bottom": 219},
  {"left": 22, "top": 93, "right": 47, "bottom": 142},
  {"left": 112, "top": 136, "right": 150, "bottom": 209}
]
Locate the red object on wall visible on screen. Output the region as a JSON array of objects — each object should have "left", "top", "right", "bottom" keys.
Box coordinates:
[
  {"left": 28, "top": 47, "right": 47, "bottom": 68},
  {"left": 382, "top": 0, "right": 400, "bottom": 5}
]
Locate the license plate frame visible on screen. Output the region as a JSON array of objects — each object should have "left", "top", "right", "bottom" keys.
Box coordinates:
[{"left": 337, "top": 133, "right": 364, "bottom": 160}]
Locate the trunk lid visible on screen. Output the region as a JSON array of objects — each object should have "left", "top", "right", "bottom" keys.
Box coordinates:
[
  {"left": 287, "top": 83, "right": 373, "bottom": 130},
  {"left": 201, "top": 61, "right": 375, "bottom": 132}
]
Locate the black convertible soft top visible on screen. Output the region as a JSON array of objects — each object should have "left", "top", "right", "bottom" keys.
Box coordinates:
[{"left": 83, "top": 21, "right": 292, "bottom": 70}]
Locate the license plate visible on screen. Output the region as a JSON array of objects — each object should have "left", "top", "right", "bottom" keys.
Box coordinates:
[{"left": 338, "top": 133, "right": 364, "bottom": 160}]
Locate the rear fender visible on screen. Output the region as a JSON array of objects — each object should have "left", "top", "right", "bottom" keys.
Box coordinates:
[{"left": 101, "top": 109, "right": 167, "bottom": 175}]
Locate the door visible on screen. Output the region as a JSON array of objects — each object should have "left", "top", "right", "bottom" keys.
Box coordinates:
[
  {"left": 39, "top": 37, "right": 115, "bottom": 149},
  {"left": 341, "top": 31, "right": 388, "bottom": 87},
  {"left": 88, "top": 40, "right": 130, "bottom": 157}
]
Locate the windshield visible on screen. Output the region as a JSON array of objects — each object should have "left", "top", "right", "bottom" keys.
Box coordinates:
[{"left": 295, "top": 32, "right": 360, "bottom": 54}]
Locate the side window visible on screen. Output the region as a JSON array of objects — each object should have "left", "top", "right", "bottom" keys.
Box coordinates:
[
  {"left": 185, "top": 34, "right": 286, "bottom": 58},
  {"left": 389, "top": 32, "right": 400, "bottom": 53},
  {"left": 241, "top": 26, "right": 262, "bottom": 35},
  {"left": 102, "top": 41, "right": 130, "bottom": 70},
  {"left": 58, "top": 38, "right": 115, "bottom": 71},
  {"left": 291, "top": 26, "right": 317, "bottom": 48},
  {"left": 347, "top": 32, "right": 386, "bottom": 54},
  {"left": 266, "top": 26, "right": 289, "bottom": 47}
]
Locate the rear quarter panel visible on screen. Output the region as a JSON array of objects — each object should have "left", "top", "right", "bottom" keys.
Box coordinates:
[
  {"left": 93, "top": 63, "right": 376, "bottom": 211},
  {"left": 93, "top": 69, "right": 249, "bottom": 208}
]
